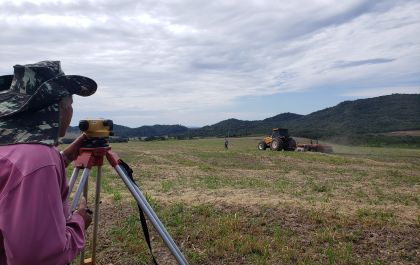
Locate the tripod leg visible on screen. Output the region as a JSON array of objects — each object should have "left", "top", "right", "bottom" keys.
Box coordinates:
[
  {"left": 71, "top": 168, "right": 91, "bottom": 211},
  {"left": 80, "top": 176, "right": 89, "bottom": 265},
  {"left": 68, "top": 167, "right": 80, "bottom": 197},
  {"left": 69, "top": 168, "right": 91, "bottom": 265},
  {"left": 91, "top": 166, "right": 102, "bottom": 265},
  {"left": 114, "top": 165, "right": 189, "bottom": 265}
]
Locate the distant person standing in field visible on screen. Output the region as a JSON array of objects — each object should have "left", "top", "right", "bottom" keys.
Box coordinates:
[{"left": 224, "top": 137, "right": 229, "bottom": 150}]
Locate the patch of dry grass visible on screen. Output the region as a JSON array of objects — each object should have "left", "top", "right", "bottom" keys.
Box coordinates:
[{"left": 68, "top": 137, "right": 420, "bottom": 264}]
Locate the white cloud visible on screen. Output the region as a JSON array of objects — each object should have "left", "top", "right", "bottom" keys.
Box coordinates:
[{"left": 0, "top": 0, "right": 419, "bottom": 126}]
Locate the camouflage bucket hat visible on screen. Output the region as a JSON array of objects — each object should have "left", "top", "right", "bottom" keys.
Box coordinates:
[{"left": 0, "top": 61, "right": 97, "bottom": 145}]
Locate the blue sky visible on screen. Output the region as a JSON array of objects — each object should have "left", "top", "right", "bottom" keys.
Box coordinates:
[{"left": 1, "top": 0, "right": 419, "bottom": 127}]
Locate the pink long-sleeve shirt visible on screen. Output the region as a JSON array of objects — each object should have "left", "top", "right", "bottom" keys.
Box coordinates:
[{"left": 0, "top": 144, "right": 85, "bottom": 265}]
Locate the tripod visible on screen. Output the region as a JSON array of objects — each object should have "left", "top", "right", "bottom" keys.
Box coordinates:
[{"left": 68, "top": 145, "right": 188, "bottom": 265}]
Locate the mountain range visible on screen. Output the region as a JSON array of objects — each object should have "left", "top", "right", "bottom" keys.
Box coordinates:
[{"left": 68, "top": 93, "right": 420, "bottom": 140}]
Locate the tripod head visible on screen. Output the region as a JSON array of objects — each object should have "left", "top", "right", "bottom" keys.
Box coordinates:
[{"left": 79, "top": 119, "right": 114, "bottom": 148}]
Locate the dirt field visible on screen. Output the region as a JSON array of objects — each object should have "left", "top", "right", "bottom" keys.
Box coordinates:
[{"left": 68, "top": 138, "right": 420, "bottom": 265}]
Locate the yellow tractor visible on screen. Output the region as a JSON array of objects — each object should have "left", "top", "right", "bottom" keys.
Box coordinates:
[{"left": 258, "top": 128, "right": 297, "bottom": 151}]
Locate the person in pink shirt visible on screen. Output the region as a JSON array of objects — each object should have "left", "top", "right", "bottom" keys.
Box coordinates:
[{"left": 0, "top": 61, "right": 97, "bottom": 265}]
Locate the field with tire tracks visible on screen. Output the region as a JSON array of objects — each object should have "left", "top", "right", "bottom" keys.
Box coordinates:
[{"left": 67, "top": 137, "right": 420, "bottom": 265}]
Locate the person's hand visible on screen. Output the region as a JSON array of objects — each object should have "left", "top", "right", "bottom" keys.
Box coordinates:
[
  {"left": 62, "top": 133, "right": 87, "bottom": 163},
  {"left": 74, "top": 197, "right": 92, "bottom": 229}
]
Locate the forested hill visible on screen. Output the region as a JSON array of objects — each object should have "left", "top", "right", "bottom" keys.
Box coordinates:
[
  {"left": 191, "top": 93, "right": 420, "bottom": 138},
  {"left": 192, "top": 113, "right": 303, "bottom": 137},
  {"left": 67, "top": 94, "right": 420, "bottom": 139},
  {"left": 289, "top": 93, "right": 420, "bottom": 138}
]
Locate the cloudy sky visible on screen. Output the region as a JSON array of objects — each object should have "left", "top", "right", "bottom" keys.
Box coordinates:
[{"left": 1, "top": 0, "right": 419, "bottom": 127}]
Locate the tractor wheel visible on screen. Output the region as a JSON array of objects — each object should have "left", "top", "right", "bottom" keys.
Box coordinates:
[
  {"left": 286, "top": 138, "right": 297, "bottom": 151},
  {"left": 257, "top": 141, "right": 267, "bottom": 150},
  {"left": 270, "top": 138, "right": 283, "bottom": 151}
]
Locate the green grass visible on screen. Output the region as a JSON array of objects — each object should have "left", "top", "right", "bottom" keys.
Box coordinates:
[
  {"left": 65, "top": 138, "right": 420, "bottom": 265},
  {"left": 356, "top": 208, "right": 396, "bottom": 225},
  {"left": 108, "top": 212, "right": 150, "bottom": 263}
]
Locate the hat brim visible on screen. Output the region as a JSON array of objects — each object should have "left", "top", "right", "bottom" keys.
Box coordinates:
[
  {"left": 24, "top": 74, "right": 97, "bottom": 114},
  {"left": 45, "top": 75, "right": 97, "bottom": 97},
  {"left": 0, "top": 74, "right": 97, "bottom": 118}
]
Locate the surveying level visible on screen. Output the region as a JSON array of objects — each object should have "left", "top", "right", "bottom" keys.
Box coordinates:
[
  {"left": 78, "top": 119, "right": 114, "bottom": 148},
  {"left": 79, "top": 119, "right": 114, "bottom": 138},
  {"left": 69, "top": 119, "right": 188, "bottom": 265}
]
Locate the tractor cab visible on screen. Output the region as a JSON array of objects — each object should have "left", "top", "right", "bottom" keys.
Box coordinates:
[{"left": 272, "top": 128, "right": 289, "bottom": 138}]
